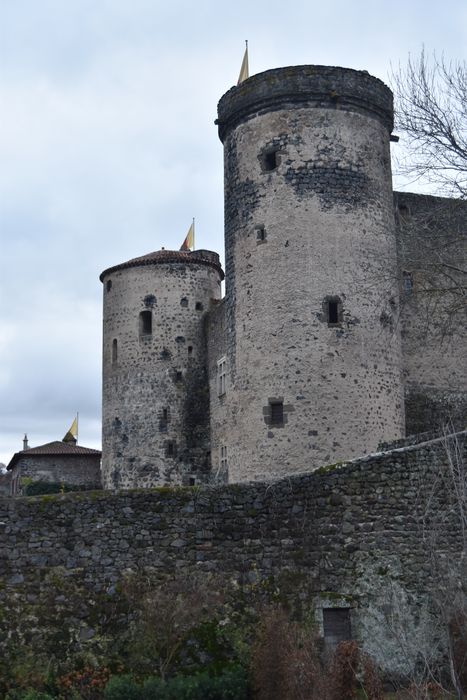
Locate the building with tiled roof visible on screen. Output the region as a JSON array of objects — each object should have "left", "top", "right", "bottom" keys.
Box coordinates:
[{"left": 7, "top": 435, "right": 101, "bottom": 496}]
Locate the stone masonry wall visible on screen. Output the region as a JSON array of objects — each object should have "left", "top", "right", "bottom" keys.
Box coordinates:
[
  {"left": 217, "top": 65, "right": 405, "bottom": 482},
  {"left": 1, "top": 432, "right": 465, "bottom": 675},
  {"left": 101, "top": 256, "right": 222, "bottom": 489},
  {"left": 395, "top": 192, "right": 467, "bottom": 434},
  {"left": 10, "top": 455, "right": 102, "bottom": 491}
]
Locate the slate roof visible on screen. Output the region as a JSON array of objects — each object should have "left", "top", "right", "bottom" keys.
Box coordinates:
[{"left": 7, "top": 441, "right": 101, "bottom": 470}]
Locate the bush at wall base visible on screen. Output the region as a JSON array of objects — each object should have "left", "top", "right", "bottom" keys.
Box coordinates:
[{"left": 103, "top": 667, "right": 250, "bottom": 700}]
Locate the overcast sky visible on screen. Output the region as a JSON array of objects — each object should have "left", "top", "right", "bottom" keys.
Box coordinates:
[{"left": 1, "top": 0, "right": 466, "bottom": 465}]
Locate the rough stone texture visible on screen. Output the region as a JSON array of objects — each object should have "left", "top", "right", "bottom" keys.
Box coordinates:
[
  {"left": 9, "top": 454, "right": 101, "bottom": 495},
  {"left": 99, "top": 65, "right": 465, "bottom": 489},
  {"left": 0, "top": 473, "right": 11, "bottom": 496},
  {"left": 101, "top": 250, "right": 223, "bottom": 489},
  {"left": 395, "top": 192, "right": 467, "bottom": 433},
  {"left": 215, "top": 65, "right": 405, "bottom": 482},
  {"left": 216, "top": 65, "right": 394, "bottom": 139},
  {"left": 1, "top": 432, "right": 465, "bottom": 677}
]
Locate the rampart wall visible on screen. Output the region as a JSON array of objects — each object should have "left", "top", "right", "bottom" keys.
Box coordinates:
[{"left": 0, "top": 433, "right": 465, "bottom": 674}]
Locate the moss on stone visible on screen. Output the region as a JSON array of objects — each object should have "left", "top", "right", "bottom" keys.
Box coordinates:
[{"left": 315, "top": 461, "right": 345, "bottom": 475}]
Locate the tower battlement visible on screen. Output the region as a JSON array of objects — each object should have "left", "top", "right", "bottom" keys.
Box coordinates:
[{"left": 216, "top": 65, "right": 394, "bottom": 142}]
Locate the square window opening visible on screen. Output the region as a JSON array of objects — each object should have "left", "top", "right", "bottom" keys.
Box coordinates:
[
  {"left": 263, "top": 148, "right": 280, "bottom": 172},
  {"left": 270, "top": 401, "right": 284, "bottom": 426}
]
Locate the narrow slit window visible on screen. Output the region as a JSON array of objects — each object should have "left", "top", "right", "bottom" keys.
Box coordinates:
[
  {"left": 270, "top": 400, "right": 284, "bottom": 425},
  {"left": 324, "top": 296, "right": 342, "bottom": 326},
  {"left": 217, "top": 357, "right": 226, "bottom": 396},
  {"left": 139, "top": 310, "right": 152, "bottom": 336},
  {"left": 106, "top": 279, "right": 112, "bottom": 292},
  {"left": 188, "top": 346, "right": 193, "bottom": 355},
  {"left": 166, "top": 440, "right": 176, "bottom": 457},
  {"left": 220, "top": 446, "right": 228, "bottom": 472},
  {"left": 112, "top": 339, "right": 118, "bottom": 365},
  {"left": 328, "top": 301, "right": 339, "bottom": 324},
  {"left": 403, "top": 271, "right": 413, "bottom": 294}
]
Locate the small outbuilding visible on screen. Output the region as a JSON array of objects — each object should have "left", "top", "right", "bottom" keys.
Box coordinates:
[{"left": 7, "top": 434, "right": 102, "bottom": 496}]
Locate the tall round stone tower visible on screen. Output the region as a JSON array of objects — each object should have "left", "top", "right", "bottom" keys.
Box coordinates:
[
  {"left": 100, "top": 249, "right": 223, "bottom": 489},
  {"left": 214, "top": 65, "right": 405, "bottom": 482}
]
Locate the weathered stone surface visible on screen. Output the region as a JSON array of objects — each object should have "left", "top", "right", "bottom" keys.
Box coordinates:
[
  {"left": 1, "top": 433, "right": 465, "bottom": 677},
  {"left": 101, "top": 251, "right": 223, "bottom": 489}
]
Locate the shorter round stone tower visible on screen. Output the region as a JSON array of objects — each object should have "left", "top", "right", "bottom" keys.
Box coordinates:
[{"left": 100, "top": 249, "right": 223, "bottom": 489}]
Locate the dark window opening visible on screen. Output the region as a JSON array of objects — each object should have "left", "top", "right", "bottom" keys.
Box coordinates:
[
  {"left": 324, "top": 296, "right": 342, "bottom": 326},
  {"left": 180, "top": 297, "right": 188, "bottom": 307},
  {"left": 195, "top": 302, "right": 203, "bottom": 311},
  {"left": 255, "top": 225, "right": 266, "bottom": 242},
  {"left": 106, "top": 279, "right": 112, "bottom": 292},
  {"left": 166, "top": 440, "right": 176, "bottom": 457},
  {"left": 175, "top": 370, "right": 183, "bottom": 382},
  {"left": 159, "top": 407, "right": 168, "bottom": 433},
  {"left": 139, "top": 310, "right": 152, "bottom": 336},
  {"left": 188, "top": 346, "right": 193, "bottom": 355},
  {"left": 189, "top": 477, "right": 196, "bottom": 486},
  {"left": 262, "top": 148, "right": 280, "bottom": 172},
  {"left": 328, "top": 301, "right": 339, "bottom": 324},
  {"left": 112, "top": 339, "right": 118, "bottom": 365},
  {"left": 270, "top": 401, "right": 284, "bottom": 425},
  {"left": 403, "top": 271, "right": 413, "bottom": 294},
  {"left": 323, "top": 608, "right": 351, "bottom": 647}
]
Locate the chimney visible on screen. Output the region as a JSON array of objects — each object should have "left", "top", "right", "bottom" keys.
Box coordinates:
[{"left": 23, "top": 434, "right": 29, "bottom": 451}]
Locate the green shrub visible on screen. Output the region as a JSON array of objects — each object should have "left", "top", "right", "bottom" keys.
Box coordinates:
[
  {"left": 104, "top": 668, "right": 250, "bottom": 700},
  {"left": 23, "top": 480, "right": 92, "bottom": 496},
  {"left": 141, "top": 677, "right": 166, "bottom": 698},
  {"left": 103, "top": 675, "right": 143, "bottom": 700}
]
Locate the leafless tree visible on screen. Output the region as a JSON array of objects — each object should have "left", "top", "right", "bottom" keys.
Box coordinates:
[
  {"left": 392, "top": 50, "right": 467, "bottom": 198},
  {"left": 391, "top": 51, "right": 467, "bottom": 326},
  {"left": 419, "top": 429, "right": 467, "bottom": 699}
]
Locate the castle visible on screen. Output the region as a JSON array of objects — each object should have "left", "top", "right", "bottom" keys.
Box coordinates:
[
  {"left": 100, "top": 65, "right": 466, "bottom": 490},
  {"left": 1, "top": 63, "right": 466, "bottom": 684}
]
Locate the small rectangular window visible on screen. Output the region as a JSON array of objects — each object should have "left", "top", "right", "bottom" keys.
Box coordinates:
[
  {"left": 220, "top": 445, "right": 228, "bottom": 472},
  {"left": 328, "top": 301, "right": 339, "bottom": 325},
  {"left": 217, "top": 357, "right": 226, "bottom": 396},
  {"left": 166, "top": 440, "right": 176, "bottom": 457},
  {"left": 323, "top": 608, "right": 351, "bottom": 647},
  {"left": 403, "top": 271, "right": 413, "bottom": 294},
  {"left": 270, "top": 401, "right": 284, "bottom": 425},
  {"left": 139, "top": 310, "right": 152, "bottom": 336},
  {"left": 255, "top": 225, "right": 266, "bottom": 242}
]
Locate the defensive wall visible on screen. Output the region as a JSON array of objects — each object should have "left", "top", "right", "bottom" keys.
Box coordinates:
[{"left": 1, "top": 431, "right": 465, "bottom": 676}]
